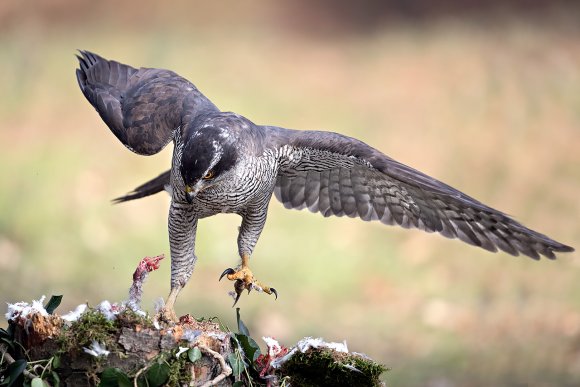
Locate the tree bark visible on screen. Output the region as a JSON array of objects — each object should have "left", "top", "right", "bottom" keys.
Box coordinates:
[{"left": 7, "top": 311, "right": 233, "bottom": 386}]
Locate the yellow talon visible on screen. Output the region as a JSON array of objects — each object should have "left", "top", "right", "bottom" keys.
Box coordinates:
[{"left": 219, "top": 254, "right": 277, "bottom": 306}]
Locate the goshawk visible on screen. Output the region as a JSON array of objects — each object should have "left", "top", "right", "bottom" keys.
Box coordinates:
[{"left": 76, "top": 51, "right": 574, "bottom": 321}]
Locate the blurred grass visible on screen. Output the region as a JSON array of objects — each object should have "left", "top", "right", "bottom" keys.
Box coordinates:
[{"left": 1, "top": 2, "right": 580, "bottom": 385}]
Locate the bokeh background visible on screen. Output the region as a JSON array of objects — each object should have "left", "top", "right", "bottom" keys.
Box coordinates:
[{"left": 1, "top": 1, "right": 580, "bottom": 385}]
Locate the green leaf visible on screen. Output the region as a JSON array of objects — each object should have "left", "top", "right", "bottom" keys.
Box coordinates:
[
  {"left": 227, "top": 353, "right": 245, "bottom": 377},
  {"left": 98, "top": 369, "right": 118, "bottom": 387},
  {"left": 232, "top": 382, "right": 245, "bottom": 387},
  {"left": 30, "top": 378, "right": 44, "bottom": 387},
  {"left": 98, "top": 368, "right": 118, "bottom": 387},
  {"left": 0, "top": 326, "right": 14, "bottom": 349},
  {"left": 5, "top": 359, "right": 26, "bottom": 387},
  {"left": 116, "top": 374, "right": 132, "bottom": 387},
  {"left": 235, "top": 333, "right": 261, "bottom": 363},
  {"left": 0, "top": 327, "right": 10, "bottom": 339},
  {"left": 1, "top": 337, "right": 14, "bottom": 350},
  {"left": 99, "top": 368, "right": 131, "bottom": 387},
  {"left": 6, "top": 324, "right": 14, "bottom": 338},
  {"left": 187, "top": 347, "right": 202, "bottom": 363},
  {"left": 236, "top": 308, "right": 250, "bottom": 336},
  {"left": 146, "top": 363, "right": 170, "bottom": 387},
  {"left": 44, "top": 295, "right": 63, "bottom": 315},
  {"left": 51, "top": 354, "right": 61, "bottom": 369},
  {"left": 51, "top": 371, "right": 61, "bottom": 387}
]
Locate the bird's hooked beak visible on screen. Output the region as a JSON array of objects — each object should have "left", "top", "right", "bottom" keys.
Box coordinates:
[{"left": 185, "top": 185, "right": 197, "bottom": 204}]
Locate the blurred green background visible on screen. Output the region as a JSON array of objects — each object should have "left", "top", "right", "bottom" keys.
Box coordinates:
[{"left": 1, "top": 1, "right": 579, "bottom": 385}]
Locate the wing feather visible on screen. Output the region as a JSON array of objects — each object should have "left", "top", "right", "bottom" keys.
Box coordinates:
[
  {"left": 269, "top": 127, "right": 573, "bottom": 260},
  {"left": 329, "top": 169, "right": 343, "bottom": 217},
  {"left": 289, "top": 174, "right": 307, "bottom": 209},
  {"left": 305, "top": 171, "right": 321, "bottom": 209},
  {"left": 76, "top": 50, "right": 218, "bottom": 155},
  {"left": 318, "top": 170, "right": 332, "bottom": 217}
]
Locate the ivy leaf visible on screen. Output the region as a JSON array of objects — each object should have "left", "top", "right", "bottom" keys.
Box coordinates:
[
  {"left": 4, "top": 359, "right": 26, "bottom": 387},
  {"left": 116, "top": 374, "right": 132, "bottom": 387},
  {"left": 227, "top": 353, "right": 245, "bottom": 377},
  {"left": 146, "top": 363, "right": 170, "bottom": 387},
  {"left": 188, "top": 347, "right": 202, "bottom": 363},
  {"left": 30, "top": 378, "right": 45, "bottom": 387},
  {"left": 51, "top": 354, "right": 61, "bottom": 369},
  {"left": 0, "top": 327, "right": 10, "bottom": 339},
  {"left": 0, "top": 327, "right": 14, "bottom": 350},
  {"left": 44, "top": 295, "right": 63, "bottom": 315},
  {"left": 98, "top": 368, "right": 131, "bottom": 387},
  {"left": 1, "top": 337, "right": 14, "bottom": 350},
  {"left": 236, "top": 308, "right": 250, "bottom": 336},
  {"left": 235, "top": 333, "right": 261, "bottom": 363},
  {"left": 50, "top": 371, "right": 61, "bottom": 387},
  {"left": 98, "top": 368, "right": 118, "bottom": 386},
  {"left": 6, "top": 324, "right": 14, "bottom": 338}
]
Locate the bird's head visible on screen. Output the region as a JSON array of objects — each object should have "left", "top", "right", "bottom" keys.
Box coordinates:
[{"left": 180, "top": 126, "right": 238, "bottom": 203}]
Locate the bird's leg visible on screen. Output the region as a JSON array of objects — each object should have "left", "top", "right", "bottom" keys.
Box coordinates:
[
  {"left": 161, "top": 286, "right": 181, "bottom": 322},
  {"left": 219, "top": 206, "right": 277, "bottom": 306},
  {"left": 159, "top": 199, "right": 198, "bottom": 322},
  {"left": 219, "top": 253, "right": 277, "bottom": 306}
]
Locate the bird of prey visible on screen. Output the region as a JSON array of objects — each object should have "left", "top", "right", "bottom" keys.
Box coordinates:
[{"left": 76, "top": 51, "right": 574, "bottom": 321}]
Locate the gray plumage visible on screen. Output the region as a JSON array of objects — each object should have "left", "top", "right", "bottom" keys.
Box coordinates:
[{"left": 76, "top": 51, "right": 573, "bottom": 312}]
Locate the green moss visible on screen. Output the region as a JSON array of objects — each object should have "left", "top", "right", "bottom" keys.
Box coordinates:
[
  {"left": 115, "top": 308, "right": 154, "bottom": 330},
  {"left": 57, "top": 307, "right": 154, "bottom": 354},
  {"left": 166, "top": 353, "right": 192, "bottom": 386},
  {"left": 58, "top": 309, "right": 118, "bottom": 352},
  {"left": 280, "top": 348, "right": 388, "bottom": 387}
]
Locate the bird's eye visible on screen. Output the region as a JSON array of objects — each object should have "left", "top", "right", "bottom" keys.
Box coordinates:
[{"left": 203, "top": 170, "right": 215, "bottom": 180}]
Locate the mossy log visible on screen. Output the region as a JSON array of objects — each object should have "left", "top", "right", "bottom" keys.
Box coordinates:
[
  {"left": 7, "top": 310, "right": 233, "bottom": 386},
  {"left": 2, "top": 307, "right": 387, "bottom": 386}
]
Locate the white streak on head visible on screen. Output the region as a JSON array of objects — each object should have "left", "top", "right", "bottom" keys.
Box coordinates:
[
  {"left": 207, "top": 140, "right": 223, "bottom": 172},
  {"left": 218, "top": 127, "right": 230, "bottom": 138}
]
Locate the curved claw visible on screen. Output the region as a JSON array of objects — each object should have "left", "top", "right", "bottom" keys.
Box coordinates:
[
  {"left": 232, "top": 291, "right": 242, "bottom": 307},
  {"left": 232, "top": 279, "right": 245, "bottom": 307},
  {"left": 219, "top": 268, "right": 236, "bottom": 281},
  {"left": 270, "top": 288, "right": 278, "bottom": 300}
]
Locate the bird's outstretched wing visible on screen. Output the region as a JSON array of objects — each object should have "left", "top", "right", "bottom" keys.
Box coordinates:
[
  {"left": 76, "top": 51, "right": 217, "bottom": 155},
  {"left": 269, "top": 128, "right": 573, "bottom": 260}
]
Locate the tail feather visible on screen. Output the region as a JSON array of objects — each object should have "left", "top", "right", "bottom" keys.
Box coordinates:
[{"left": 113, "top": 170, "right": 171, "bottom": 203}]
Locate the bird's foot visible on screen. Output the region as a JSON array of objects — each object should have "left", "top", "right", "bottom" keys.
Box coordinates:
[
  {"left": 158, "top": 305, "right": 178, "bottom": 323},
  {"left": 219, "top": 256, "right": 277, "bottom": 306},
  {"left": 157, "top": 287, "right": 181, "bottom": 323}
]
